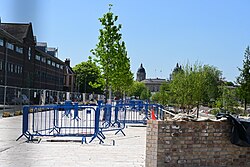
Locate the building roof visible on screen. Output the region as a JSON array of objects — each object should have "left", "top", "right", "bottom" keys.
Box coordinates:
[
  {"left": 141, "top": 78, "right": 166, "bottom": 84},
  {"left": 0, "top": 23, "right": 30, "bottom": 42},
  {"left": 35, "top": 48, "right": 64, "bottom": 64},
  {"left": 65, "top": 66, "right": 74, "bottom": 75}
]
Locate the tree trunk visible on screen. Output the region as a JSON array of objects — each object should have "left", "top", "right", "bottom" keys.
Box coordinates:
[{"left": 196, "top": 104, "right": 199, "bottom": 118}]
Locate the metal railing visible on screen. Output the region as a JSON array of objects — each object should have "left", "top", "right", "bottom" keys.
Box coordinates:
[
  {"left": 0, "top": 85, "right": 104, "bottom": 114},
  {"left": 17, "top": 100, "right": 164, "bottom": 144}
]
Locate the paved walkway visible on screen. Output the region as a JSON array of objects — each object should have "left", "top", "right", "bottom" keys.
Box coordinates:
[{"left": 0, "top": 116, "right": 146, "bottom": 167}]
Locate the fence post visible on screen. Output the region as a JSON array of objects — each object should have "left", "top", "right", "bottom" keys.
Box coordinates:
[
  {"left": 95, "top": 101, "right": 101, "bottom": 131},
  {"left": 114, "top": 102, "right": 119, "bottom": 123},
  {"left": 22, "top": 106, "right": 29, "bottom": 134},
  {"left": 155, "top": 104, "right": 159, "bottom": 119},
  {"left": 105, "top": 104, "right": 112, "bottom": 123},
  {"left": 159, "top": 105, "right": 164, "bottom": 120},
  {"left": 145, "top": 102, "right": 149, "bottom": 119},
  {"left": 16, "top": 105, "right": 30, "bottom": 141}
]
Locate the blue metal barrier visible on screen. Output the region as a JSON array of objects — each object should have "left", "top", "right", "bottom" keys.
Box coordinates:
[
  {"left": 98, "top": 103, "right": 126, "bottom": 139},
  {"left": 17, "top": 100, "right": 164, "bottom": 144},
  {"left": 17, "top": 103, "right": 102, "bottom": 144}
]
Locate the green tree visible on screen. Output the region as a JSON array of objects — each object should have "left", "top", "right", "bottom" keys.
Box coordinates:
[
  {"left": 216, "top": 86, "right": 239, "bottom": 111},
  {"left": 151, "top": 92, "right": 160, "bottom": 103},
  {"left": 128, "top": 81, "right": 148, "bottom": 99},
  {"left": 73, "top": 57, "right": 104, "bottom": 94},
  {"left": 192, "top": 64, "right": 206, "bottom": 117},
  {"left": 140, "top": 88, "right": 151, "bottom": 101},
  {"left": 202, "top": 65, "right": 221, "bottom": 105},
  {"left": 169, "top": 63, "right": 222, "bottom": 117},
  {"left": 91, "top": 4, "right": 133, "bottom": 102},
  {"left": 169, "top": 64, "right": 192, "bottom": 110},
  {"left": 237, "top": 46, "right": 250, "bottom": 112},
  {"left": 152, "top": 82, "right": 170, "bottom": 106}
]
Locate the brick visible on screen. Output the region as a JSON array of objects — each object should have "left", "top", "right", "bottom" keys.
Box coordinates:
[
  {"left": 177, "top": 159, "right": 187, "bottom": 164},
  {"left": 146, "top": 121, "right": 250, "bottom": 166}
]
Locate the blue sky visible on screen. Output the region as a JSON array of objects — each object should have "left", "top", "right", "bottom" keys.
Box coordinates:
[{"left": 0, "top": 0, "right": 249, "bottom": 82}]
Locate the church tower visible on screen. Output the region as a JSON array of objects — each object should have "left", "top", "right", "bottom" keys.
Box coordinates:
[{"left": 136, "top": 63, "right": 146, "bottom": 81}]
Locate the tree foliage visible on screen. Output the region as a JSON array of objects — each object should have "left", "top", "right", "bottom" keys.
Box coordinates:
[
  {"left": 128, "top": 81, "right": 149, "bottom": 99},
  {"left": 151, "top": 82, "right": 170, "bottom": 105},
  {"left": 73, "top": 57, "right": 104, "bottom": 94},
  {"left": 215, "top": 85, "right": 239, "bottom": 111},
  {"left": 91, "top": 4, "right": 133, "bottom": 99},
  {"left": 140, "top": 88, "right": 151, "bottom": 101},
  {"left": 236, "top": 46, "right": 250, "bottom": 111},
  {"left": 169, "top": 63, "right": 222, "bottom": 115}
]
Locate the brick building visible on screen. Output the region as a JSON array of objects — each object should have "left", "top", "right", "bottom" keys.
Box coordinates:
[{"left": 0, "top": 21, "right": 75, "bottom": 92}]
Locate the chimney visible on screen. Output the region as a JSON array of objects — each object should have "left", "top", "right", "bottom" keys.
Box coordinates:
[{"left": 65, "top": 58, "right": 70, "bottom": 67}]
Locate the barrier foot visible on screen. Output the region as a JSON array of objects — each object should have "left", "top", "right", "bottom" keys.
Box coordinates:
[
  {"left": 49, "top": 127, "right": 60, "bottom": 134},
  {"left": 16, "top": 132, "right": 32, "bottom": 141},
  {"left": 16, "top": 133, "right": 27, "bottom": 141},
  {"left": 98, "top": 131, "right": 106, "bottom": 139},
  {"left": 97, "top": 136, "right": 104, "bottom": 144},
  {"left": 115, "top": 129, "right": 126, "bottom": 136},
  {"left": 89, "top": 135, "right": 104, "bottom": 144}
]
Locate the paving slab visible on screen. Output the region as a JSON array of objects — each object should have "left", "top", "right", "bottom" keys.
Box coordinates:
[{"left": 0, "top": 116, "right": 146, "bottom": 167}]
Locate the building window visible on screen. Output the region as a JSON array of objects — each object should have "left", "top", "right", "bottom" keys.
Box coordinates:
[
  {"left": 47, "top": 60, "right": 51, "bottom": 65},
  {"left": 10, "top": 64, "right": 14, "bottom": 73},
  {"left": 56, "top": 64, "right": 60, "bottom": 68},
  {"left": 35, "top": 55, "right": 41, "bottom": 61},
  {"left": 15, "top": 65, "right": 17, "bottom": 73},
  {"left": 0, "top": 39, "right": 3, "bottom": 46},
  {"left": 20, "top": 66, "right": 23, "bottom": 73},
  {"left": 52, "top": 61, "right": 55, "bottom": 67},
  {"left": 6, "top": 42, "right": 14, "bottom": 50},
  {"left": 41, "top": 57, "right": 46, "bottom": 63},
  {"left": 60, "top": 65, "right": 63, "bottom": 70},
  {"left": 15, "top": 46, "right": 23, "bottom": 54},
  {"left": 28, "top": 47, "right": 31, "bottom": 60}
]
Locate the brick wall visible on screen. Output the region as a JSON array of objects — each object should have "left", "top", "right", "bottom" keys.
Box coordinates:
[{"left": 146, "top": 120, "right": 250, "bottom": 167}]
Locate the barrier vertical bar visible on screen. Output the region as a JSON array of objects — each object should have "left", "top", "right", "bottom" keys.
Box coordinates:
[
  {"left": 104, "top": 104, "right": 112, "bottom": 125},
  {"left": 89, "top": 100, "right": 103, "bottom": 143},
  {"left": 23, "top": 106, "right": 29, "bottom": 134},
  {"left": 16, "top": 106, "right": 30, "bottom": 141},
  {"left": 155, "top": 104, "right": 159, "bottom": 119},
  {"left": 160, "top": 105, "right": 164, "bottom": 120},
  {"left": 145, "top": 102, "right": 149, "bottom": 119},
  {"left": 114, "top": 103, "right": 119, "bottom": 124}
]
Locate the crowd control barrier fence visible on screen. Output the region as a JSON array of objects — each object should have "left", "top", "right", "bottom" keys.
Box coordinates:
[
  {"left": 17, "top": 102, "right": 102, "bottom": 144},
  {"left": 17, "top": 100, "right": 163, "bottom": 144}
]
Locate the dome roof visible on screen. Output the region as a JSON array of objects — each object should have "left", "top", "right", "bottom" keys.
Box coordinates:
[{"left": 137, "top": 64, "right": 146, "bottom": 73}]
